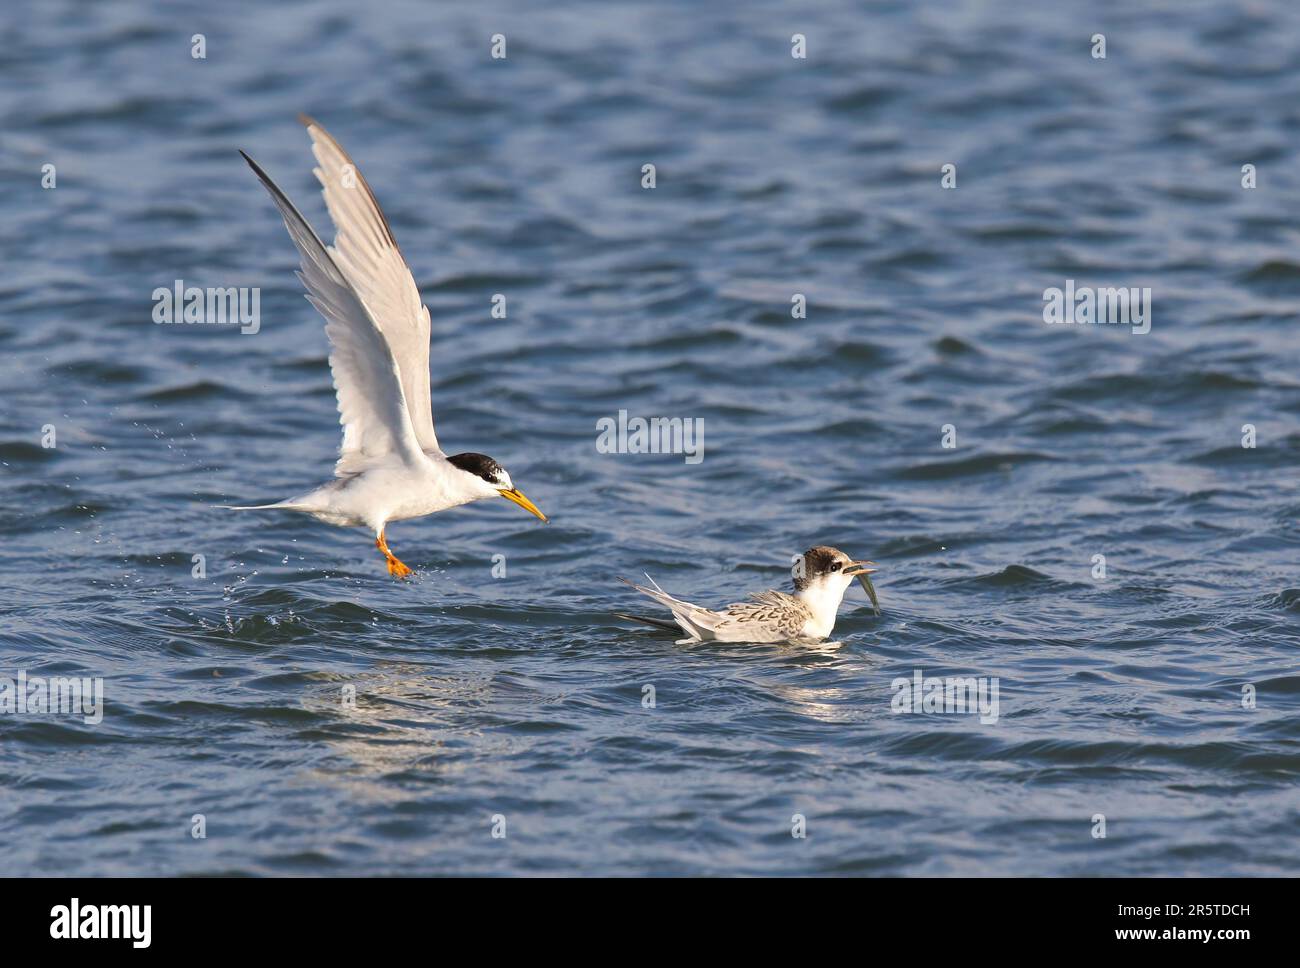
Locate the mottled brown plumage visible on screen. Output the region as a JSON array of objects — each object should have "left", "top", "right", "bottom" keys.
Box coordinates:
[
  {"left": 619, "top": 545, "right": 879, "bottom": 644},
  {"left": 713, "top": 590, "right": 810, "bottom": 638}
]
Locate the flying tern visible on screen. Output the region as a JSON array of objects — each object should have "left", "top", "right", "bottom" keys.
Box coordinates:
[
  {"left": 226, "top": 116, "right": 547, "bottom": 578},
  {"left": 618, "top": 546, "right": 880, "bottom": 644}
]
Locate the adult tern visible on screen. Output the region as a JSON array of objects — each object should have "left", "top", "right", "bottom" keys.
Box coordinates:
[{"left": 226, "top": 116, "right": 547, "bottom": 578}]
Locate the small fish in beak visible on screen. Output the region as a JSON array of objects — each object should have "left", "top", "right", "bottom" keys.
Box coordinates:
[{"left": 843, "top": 560, "right": 881, "bottom": 616}]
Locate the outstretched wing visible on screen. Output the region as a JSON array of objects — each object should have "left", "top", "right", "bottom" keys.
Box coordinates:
[
  {"left": 241, "top": 150, "right": 425, "bottom": 475},
  {"left": 298, "top": 114, "right": 441, "bottom": 457}
]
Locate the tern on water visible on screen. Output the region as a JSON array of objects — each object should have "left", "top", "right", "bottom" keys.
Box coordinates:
[
  {"left": 618, "top": 546, "right": 880, "bottom": 644},
  {"left": 225, "top": 116, "right": 547, "bottom": 577}
]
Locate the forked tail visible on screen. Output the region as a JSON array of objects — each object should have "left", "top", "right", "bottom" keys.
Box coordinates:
[{"left": 616, "top": 575, "right": 716, "bottom": 642}]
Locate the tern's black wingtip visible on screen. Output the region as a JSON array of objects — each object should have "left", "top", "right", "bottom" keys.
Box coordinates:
[
  {"left": 297, "top": 112, "right": 319, "bottom": 129},
  {"left": 238, "top": 150, "right": 276, "bottom": 194},
  {"left": 238, "top": 149, "right": 271, "bottom": 181}
]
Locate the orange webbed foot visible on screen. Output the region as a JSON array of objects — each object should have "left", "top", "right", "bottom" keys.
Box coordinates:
[{"left": 376, "top": 532, "right": 414, "bottom": 580}]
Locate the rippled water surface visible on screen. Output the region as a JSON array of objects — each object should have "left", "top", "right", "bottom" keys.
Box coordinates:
[{"left": 1, "top": 0, "right": 1298, "bottom": 875}]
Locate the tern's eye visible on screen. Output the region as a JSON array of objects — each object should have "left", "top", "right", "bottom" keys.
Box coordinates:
[{"left": 829, "top": 562, "right": 841, "bottom": 572}]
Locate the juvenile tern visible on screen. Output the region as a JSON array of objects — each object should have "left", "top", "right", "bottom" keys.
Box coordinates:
[
  {"left": 618, "top": 546, "right": 879, "bottom": 644},
  {"left": 225, "top": 116, "right": 547, "bottom": 578}
]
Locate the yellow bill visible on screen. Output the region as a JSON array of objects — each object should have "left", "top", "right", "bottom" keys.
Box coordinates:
[{"left": 500, "top": 487, "right": 548, "bottom": 522}]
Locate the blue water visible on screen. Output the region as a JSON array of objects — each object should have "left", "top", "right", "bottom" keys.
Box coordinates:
[{"left": 1, "top": 0, "right": 1298, "bottom": 876}]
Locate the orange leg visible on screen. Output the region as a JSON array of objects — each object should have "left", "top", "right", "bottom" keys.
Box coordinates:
[{"left": 375, "top": 530, "right": 413, "bottom": 579}]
